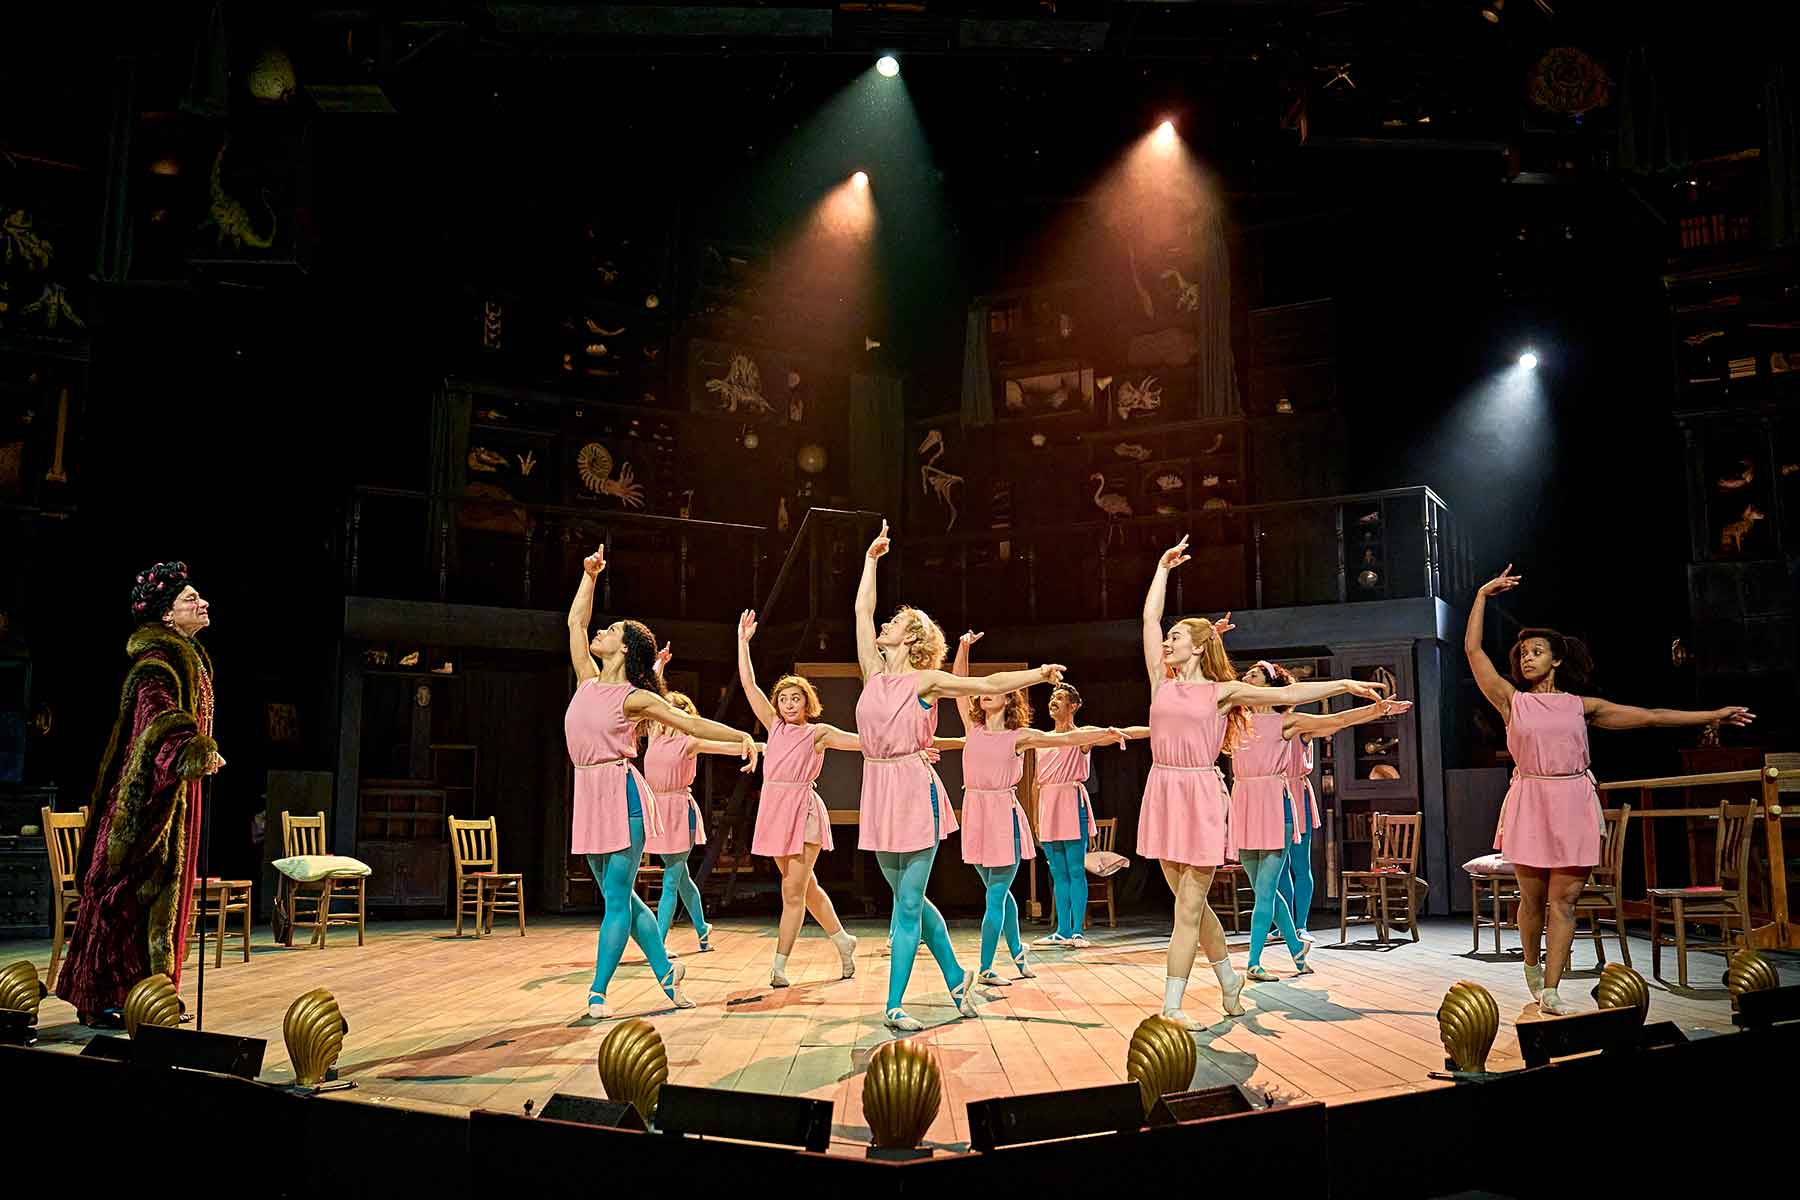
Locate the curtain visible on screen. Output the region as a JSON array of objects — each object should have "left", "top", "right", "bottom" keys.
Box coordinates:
[
  {"left": 960, "top": 304, "right": 993, "bottom": 428},
  {"left": 849, "top": 373, "right": 904, "bottom": 524},
  {"left": 1767, "top": 61, "right": 1800, "bottom": 247},
  {"left": 1194, "top": 208, "right": 1240, "bottom": 418}
]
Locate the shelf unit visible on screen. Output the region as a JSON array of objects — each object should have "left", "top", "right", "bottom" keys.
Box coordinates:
[{"left": 1326, "top": 644, "right": 1420, "bottom": 896}]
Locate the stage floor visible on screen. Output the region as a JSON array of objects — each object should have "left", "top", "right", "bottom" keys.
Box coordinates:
[{"left": 10, "top": 914, "right": 1787, "bottom": 1155}]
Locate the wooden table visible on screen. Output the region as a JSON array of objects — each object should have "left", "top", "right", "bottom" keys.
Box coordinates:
[{"left": 1599, "top": 762, "right": 1795, "bottom": 950}]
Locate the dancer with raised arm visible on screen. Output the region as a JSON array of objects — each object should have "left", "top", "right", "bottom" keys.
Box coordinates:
[
  {"left": 1465, "top": 563, "right": 1753, "bottom": 1013},
  {"left": 1231, "top": 660, "right": 1413, "bottom": 981},
  {"left": 1137, "top": 535, "right": 1387, "bottom": 1029},
  {"left": 1033, "top": 679, "right": 1111, "bottom": 949},
  {"left": 640, "top": 676, "right": 757, "bottom": 952},
  {"left": 567, "top": 545, "right": 759, "bottom": 1020},
  {"left": 736, "top": 609, "right": 862, "bottom": 987},
  {"left": 855, "top": 520, "right": 1066, "bottom": 1032},
  {"left": 942, "top": 630, "right": 1127, "bottom": 983}
]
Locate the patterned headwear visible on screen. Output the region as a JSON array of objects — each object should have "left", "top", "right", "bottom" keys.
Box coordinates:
[{"left": 130, "top": 561, "right": 191, "bottom": 622}]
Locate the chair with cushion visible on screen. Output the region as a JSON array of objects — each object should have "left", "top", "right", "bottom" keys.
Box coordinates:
[
  {"left": 276, "top": 813, "right": 369, "bottom": 948},
  {"left": 1648, "top": 801, "right": 1753, "bottom": 988}
]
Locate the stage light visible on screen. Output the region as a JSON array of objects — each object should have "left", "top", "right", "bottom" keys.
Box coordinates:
[
  {"left": 1518, "top": 350, "right": 1538, "bottom": 370},
  {"left": 876, "top": 55, "right": 899, "bottom": 77},
  {"left": 1154, "top": 119, "right": 1176, "bottom": 145},
  {"left": 1482, "top": 0, "right": 1504, "bottom": 23},
  {"left": 851, "top": 170, "right": 869, "bottom": 189}
]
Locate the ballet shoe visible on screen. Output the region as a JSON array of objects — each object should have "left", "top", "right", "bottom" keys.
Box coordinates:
[
  {"left": 1012, "top": 950, "right": 1037, "bottom": 979},
  {"left": 836, "top": 933, "right": 858, "bottom": 979},
  {"left": 770, "top": 970, "right": 791, "bottom": 988},
  {"left": 1033, "top": 932, "right": 1068, "bottom": 947},
  {"left": 587, "top": 994, "right": 613, "bottom": 1020},
  {"left": 1160, "top": 1007, "right": 1206, "bottom": 1032},
  {"left": 952, "top": 968, "right": 980, "bottom": 1017},
  {"left": 1219, "top": 971, "right": 1247, "bottom": 1017},
  {"left": 663, "top": 959, "right": 694, "bottom": 1009},
  {"left": 977, "top": 969, "right": 1011, "bottom": 987},
  {"left": 1245, "top": 964, "right": 1279, "bottom": 982},
  {"left": 1524, "top": 962, "right": 1545, "bottom": 1002},
  {"left": 1293, "top": 954, "right": 1315, "bottom": 976},
  {"left": 1538, "top": 986, "right": 1575, "bottom": 1016},
  {"left": 1064, "top": 934, "right": 1093, "bottom": 949},
  {"left": 884, "top": 1008, "right": 923, "bottom": 1033}
]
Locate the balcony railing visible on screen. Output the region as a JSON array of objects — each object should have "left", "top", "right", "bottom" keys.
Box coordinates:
[
  {"left": 344, "top": 486, "right": 768, "bottom": 620},
  {"left": 893, "top": 486, "right": 1470, "bottom": 629}
]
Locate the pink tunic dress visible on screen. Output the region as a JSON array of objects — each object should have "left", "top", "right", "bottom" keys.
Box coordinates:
[
  {"left": 960, "top": 727, "right": 1038, "bottom": 868},
  {"left": 1036, "top": 743, "right": 1092, "bottom": 843},
  {"left": 642, "top": 733, "right": 707, "bottom": 854},
  {"left": 753, "top": 720, "right": 835, "bottom": 856},
  {"left": 1496, "top": 691, "right": 1602, "bottom": 869},
  {"left": 1231, "top": 713, "right": 1300, "bottom": 850},
  {"left": 1285, "top": 736, "right": 1321, "bottom": 830},
  {"left": 566, "top": 680, "right": 662, "bottom": 855},
  {"left": 856, "top": 672, "right": 958, "bottom": 853},
  {"left": 1137, "top": 680, "right": 1233, "bottom": 866}
]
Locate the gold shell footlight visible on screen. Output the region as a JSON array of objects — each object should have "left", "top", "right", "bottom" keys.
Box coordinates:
[
  {"left": 862, "top": 1038, "right": 943, "bottom": 1150},
  {"left": 1436, "top": 980, "right": 1499, "bottom": 1073},
  {"left": 0, "top": 961, "right": 44, "bottom": 1016},
  {"left": 1590, "top": 963, "right": 1649, "bottom": 1020},
  {"left": 123, "top": 974, "right": 182, "bottom": 1037},
  {"left": 597, "top": 1018, "right": 668, "bottom": 1122},
  {"left": 1126, "top": 1014, "right": 1197, "bottom": 1116},
  {"left": 284, "top": 989, "right": 350, "bottom": 1086},
  {"left": 1726, "top": 950, "right": 1777, "bottom": 1004}
]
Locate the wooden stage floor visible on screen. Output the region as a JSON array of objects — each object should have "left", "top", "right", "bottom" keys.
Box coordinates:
[{"left": 12, "top": 914, "right": 1790, "bottom": 1155}]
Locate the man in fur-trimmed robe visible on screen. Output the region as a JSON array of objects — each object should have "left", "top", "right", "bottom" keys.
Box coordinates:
[{"left": 57, "top": 562, "right": 222, "bottom": 1025}]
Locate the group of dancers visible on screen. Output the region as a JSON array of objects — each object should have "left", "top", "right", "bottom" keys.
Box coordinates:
[
  {"left": 567, "top": 526, "right": 1410, "bottom": 1031},
  {"left": 47, "top": 540, "right": 1754, "bottom": 1035}
]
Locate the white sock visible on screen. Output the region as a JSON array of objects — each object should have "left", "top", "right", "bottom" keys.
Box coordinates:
[
  {"left": 772, "top": 952, "right": 789, "bottom": 975},
  {"left": 1212, "top": 957, "right": 1238, "bottom": 986},
  {"left": 1163, "top": 976, "right": 1186, "bottom": 1012},
  {"left": 830, "top": 929, "right": 855, "bottom": 952}
]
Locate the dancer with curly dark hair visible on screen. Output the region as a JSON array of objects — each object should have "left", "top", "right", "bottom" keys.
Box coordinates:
[
  {"left": 1466, "top": 563, "right": 1753, "bottom": 1014},
  {"left": 567, "top": 545, "right": 758, "bottom": 1020}
]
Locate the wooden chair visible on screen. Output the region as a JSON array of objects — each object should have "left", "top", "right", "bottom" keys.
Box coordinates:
[
  {"left": 40, "top": 806, "right": 89, "bottom": 991},
  {"left": 1648, "top": 801, "right": 1754, "bottom": 988},
  {"left": 279, "top": 813, "right": 366, "bottom": 948},
  {"left": 1339, "top": 812, "right": 1423, "bottom": 945},
  {"left": 448, "top": 817, "right": 525, "bottom": 937},
  {"left": 1210, "top": 864, "right": 1254, "bottom": 933},
  {"left": 187, "top": 879, "right": 253, "bottom": 966},
  {"left": 1086, "top": 817, "right": 1120, "bottom": 929},
  {"left": 634, "top": 854, "right": 666, "bottom": 906},
  {"left": 1574, "top": 804, "right": 1632, "bottom": 967}
]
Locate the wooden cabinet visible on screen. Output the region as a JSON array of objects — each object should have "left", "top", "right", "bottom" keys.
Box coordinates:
[
  {"left": 1334, "top": 646, "right": 1417, "bottom": 800},
  {"left": 359, "top": 781, "right": 450, "bottom": 910},
  {"left": 0, "top": 785, "right": 56, "bottom": 939}
]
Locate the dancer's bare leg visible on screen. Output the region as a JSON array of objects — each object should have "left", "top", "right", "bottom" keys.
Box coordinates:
[
  {"left": 1538, "top": 868, "right": 1586, "bottom": 1013},
  {"left": 1161, "top": 862, "right": 1241, "bottom": 1028},
  {"left": 1515, "top": 866, "right": 1548, "bottom": 1002},
  {"left": 773, "top": 844, "right": 856, "bottom": 984}
]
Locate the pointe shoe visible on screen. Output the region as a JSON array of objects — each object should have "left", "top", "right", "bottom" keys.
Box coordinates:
[
  {"left": 1293, "top": 954, "right": 1315, "bottom": 977},
  {"left": 1219, "top": 971, "right": 1247, "bottom": 1017},
  {"left": 977, "top": 969, "right": 1012, "bottom": 987},
  {"left": 1161, "top": 1007, "right": 1206, "bottom": 1032},
  {"left": 663, "top": 959, "right": 695, "bottom": 1010},
  {"left": 952, "top": 968, "right": 980, "bottom": 1017},
  {"left": 1524, "top": 962, "right": 1545, "bottom": 1003},
  {"left": 884, "top": 1008, "right": 923, "bottom": 1033},
  {"left": 1013, "top": 950, "right": 1037, "bottom": 979},
  {"left": 587, "top": 994, "right": 613, "bottom": 1021},
  {"left": 696, "top": 931, "right": 713, "bottom": 953},
  {"left": 836, "top": 933, "right": 858, "bottom": 979}
]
